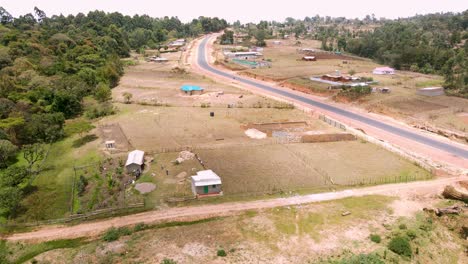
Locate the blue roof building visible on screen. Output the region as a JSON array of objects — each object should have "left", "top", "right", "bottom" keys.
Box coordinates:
[{"left": 181, "top": 85, "right": 204, "bottom": 95}]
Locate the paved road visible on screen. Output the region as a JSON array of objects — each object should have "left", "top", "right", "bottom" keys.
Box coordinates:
[{"left": 197, "top": 37, "right": 468, "bottom": 159}]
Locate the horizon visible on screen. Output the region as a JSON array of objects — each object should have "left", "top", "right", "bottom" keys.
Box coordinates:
[{"left": 1, "top": 0, "right": 467, "bottom": 23}]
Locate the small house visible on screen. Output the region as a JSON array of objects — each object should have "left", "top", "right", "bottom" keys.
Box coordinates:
[
  {"left": 169, "top": 39, "right": 186, "bottom": 48},
  {"left": 181, "top": 85, "right": 204, "bottom": 95},
  {"left": 373, "top": 67, "right": 395, "bottom": 75},
  {"left": 125, "top": 150, "right": 145, "bottom": 174},
  {"left": 191, "top": 170, "right": 222, "bottom": 196}
]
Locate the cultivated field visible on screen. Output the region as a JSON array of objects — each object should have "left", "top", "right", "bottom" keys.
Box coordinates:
[{"left": 196, "top": 142, "right": 431, "bottom": 195}]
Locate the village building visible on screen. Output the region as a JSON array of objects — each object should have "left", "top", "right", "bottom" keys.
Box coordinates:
[
  {"left": 125, "top": 150, "right": 145, "bottom": 174},
  {"left": 373, "top": 67, "right": 395, "bottom": 75},
  {"left": 191, "top": 170, "right": 222, "bottom": 196},
  {"left": 181, "top": 85, "right": 204, "bottom": 95}
]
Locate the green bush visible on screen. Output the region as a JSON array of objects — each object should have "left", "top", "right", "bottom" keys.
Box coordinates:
[
  {"left": 102, "top": 227, "right": 132, "bottom": 242},
  {"left": 76, "top": 175, "right": 88, "bottom": 196},
  {"left": 333, "top": 253, "right": 384, "bottom": 264},
  {"left": 134, "top": 222, "right": 147, "bottom": 232},
  {"left": 388, "top": 236, "right": 412, "bottom": 257},
  {"left": 406, "top": 229, "right": 417, "bottom": 240},
  {"left": 161, "top": 258, "right": 177, "bottom": 264},
  {"left": 399, "top": 223, "right": 407, "bottom": 230},
  {"left": 217, "top": 249, "right": 227, "bottom": 257},
  {"left": 370, "top": 234, "right": 381, "bottom": 243}
]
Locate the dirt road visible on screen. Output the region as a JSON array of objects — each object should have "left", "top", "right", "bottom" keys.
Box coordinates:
[{"left": 4, "top": 176, "right": 465, "bottom": 242}]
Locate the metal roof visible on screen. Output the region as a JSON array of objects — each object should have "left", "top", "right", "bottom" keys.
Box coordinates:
[
  {"left": 191, "top": 170, "right": 221, "bottom": 186},
  {"left": 181, "top": 85, "right": 204, "bottom": 91},
  {"left": 125, "top": 150, "right": 145, "bottom": 166}
]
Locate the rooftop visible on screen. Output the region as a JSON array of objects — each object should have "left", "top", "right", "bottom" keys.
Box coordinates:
[
  {"left": 181, "top": 85, "right": 204, "bottom": 92},
  {"left": 125, "top": 150, "right": 145, "bottom": 166},
  {"left": 191, "top": 170, "right": 222, "bottom": 186}
]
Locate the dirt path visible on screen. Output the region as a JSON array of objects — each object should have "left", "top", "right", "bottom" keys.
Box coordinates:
[{"left": 4, "top": 176, "right": 465, "bottom": 242}]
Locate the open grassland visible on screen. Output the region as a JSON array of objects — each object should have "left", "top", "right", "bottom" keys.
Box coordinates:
[{"left": 7, "top": 195, "right": 466, "bottom": 264}]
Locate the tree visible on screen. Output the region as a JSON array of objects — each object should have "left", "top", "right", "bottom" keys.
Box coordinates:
[
  {"left": 0, "top": 165, "right": 29, "bottom": 187},
  {"left": 0, "top": 186, "right": 22, "bottom": 217},
  {"left": 0, "top": 117, "right": 25, "bottom": 144},
  {"left": 255, "top": 29, "right": 267, "bottom": 47},
  {"left": 0, "top": 139, "right": 17, "bottom": 168},
  {"left": 123, "top": 92, "right": 133, "bottom": 104},
  {"left": 22, "top": 113, "right": 65, "bottom": 144},
  {"left": 23, "top": 143, "right": 45, "bottom": 181},
  {"left": 94, "top": 82, "right": 112, "bottom": 102}
]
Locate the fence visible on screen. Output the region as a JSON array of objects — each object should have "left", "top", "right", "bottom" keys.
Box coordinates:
[
  {"left": 1, "top": 203, "right": 145, "bottom": 228},
  {"left": 319, "top": 114, "right": 347, "bottom": 131}
]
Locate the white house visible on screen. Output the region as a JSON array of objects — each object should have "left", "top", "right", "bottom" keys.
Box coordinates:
[
  {"left": 125, "top": 150, "right": 145, "bottom": 173},
  {"left": 191, "top": 170, "right": 222, "bottom": 196},
  {"left": 372, "top": 67, "right": 395, "bottom": 75}
]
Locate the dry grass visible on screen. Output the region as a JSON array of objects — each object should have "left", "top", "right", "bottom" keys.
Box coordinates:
[
  {"left": 196, "top": 142, "right": 431, "bottom": 195},
  {"left": 103, "top": 103, "right": 334, "bottom": 152}
]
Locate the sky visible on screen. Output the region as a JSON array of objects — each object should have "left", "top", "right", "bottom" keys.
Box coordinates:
[{"left": 1, "top": 0, "right": 467, "bottom": 23}]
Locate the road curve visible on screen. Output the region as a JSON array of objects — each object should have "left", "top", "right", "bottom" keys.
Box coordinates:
[{"left": 196, "top": 37, "right": 468, "bottom": 160}]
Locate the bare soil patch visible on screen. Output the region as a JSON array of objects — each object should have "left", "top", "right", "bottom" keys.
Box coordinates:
[
  {"left": 385, "top": 98, "right": 447, "bottom": 113},
  {"left": 135, "top": 183, "right": 156, "bottom": 194}
]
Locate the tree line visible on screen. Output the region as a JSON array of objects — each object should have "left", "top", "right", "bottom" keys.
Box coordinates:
[{"left": 0, "top": 6, "right": 226, "bottom": 219}]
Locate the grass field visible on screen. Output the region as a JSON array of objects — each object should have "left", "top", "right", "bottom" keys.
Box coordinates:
[{"left": 14, "top": 133, "right": 101, "bottom": 222}]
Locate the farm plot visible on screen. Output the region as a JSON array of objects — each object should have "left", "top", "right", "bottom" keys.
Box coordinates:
[
  {"left": 104, "top": 104, "right": 333, "bottom": 152},
  {"left": 196, "top": 141, "right": 431, "bottom": 195}
]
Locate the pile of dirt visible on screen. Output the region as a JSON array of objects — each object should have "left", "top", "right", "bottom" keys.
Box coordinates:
[
  {"left": 179, "top": 151, "right": 195, "bottom": 161},
  {"left": 245, "top": 128, "right": 267, "bottom": 139},
  {"left": 135, "top": 183, "right": 156, "bottom": 194}
]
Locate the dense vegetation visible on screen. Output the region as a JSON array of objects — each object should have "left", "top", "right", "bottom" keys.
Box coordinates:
[{"left": 0, "top": 6, "right": 226, "bottom": 220}]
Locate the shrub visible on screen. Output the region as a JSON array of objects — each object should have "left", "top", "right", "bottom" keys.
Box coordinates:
[
  {"left": 103, "top": 227, "right": 120, "bottom": 242},
  {"left": 161, "top": 258, "right": 177, "bottom": 264},
  {"left": 76, "top": 175, "right": 88, "bottom": 196},
  {"left": 399, "top": 223, "right": 407, "bottom": 230},
  {"left": 406, "top": 230, "right": 417, "bottom": 240},
  {"left": 334, "top": 253, "right": 384, "bottom": 264},
  {"left": 370, "top": 234, "right": 381, "bottom": 243},
  {"left": 102, "top": 227, "right": 132, "bottom": 242},
  {"left": 134, "top": 222, "right": 147, "bottom": 232},
  {"left": 217, "top": 249, "right": 227, "bottom": 257},
  {"left": 388, "top": 236, "right": 412, "bottom": 257}
]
